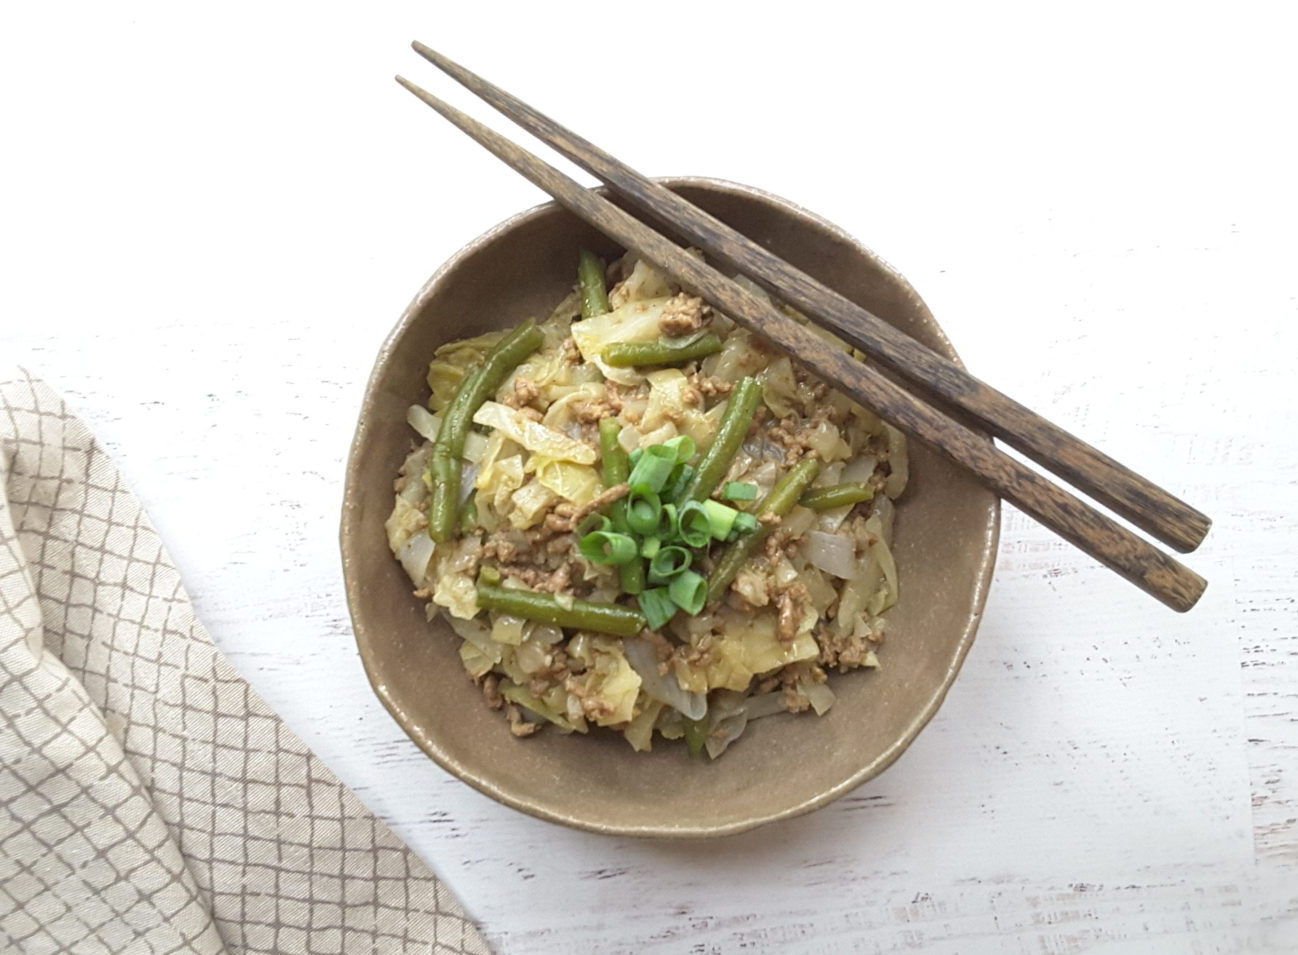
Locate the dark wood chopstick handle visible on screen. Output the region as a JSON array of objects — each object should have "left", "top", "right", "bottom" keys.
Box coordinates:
[
  {"left": 394, "top": 76, "right": 1207, "bottom": 612},
  {"left": 409, "top": 41, "right": 1210, "bottom": 556}
]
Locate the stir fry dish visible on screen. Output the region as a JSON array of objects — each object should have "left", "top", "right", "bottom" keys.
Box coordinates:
[{"left": 386, "top": 251, "right": 907, "bottom": 757}]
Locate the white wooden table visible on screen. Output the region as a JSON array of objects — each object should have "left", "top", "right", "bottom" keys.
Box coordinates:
[{"left": 4, "top": 3, "right": 1295, "bottom": 951}]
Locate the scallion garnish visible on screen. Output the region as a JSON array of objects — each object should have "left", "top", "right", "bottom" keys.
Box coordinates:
[
  {"left": 648, "top": 545, "right": 692, "bottom": 584},
  {"left": 626, "top": 488, "right": 663, "bottom": 536},
  {"left": 668, "top": 570, "right": 708, "bottom": 615},
  {"left": 578, "top": 529, "right": 639, "bottom": 566},
  {"left": 676, "top": 500, "right": 712, "bottom": 548},
  {"left": 627, "top": 445, "right": 677, "bottom": 493},
  {"left": 701, "top": 499, "right": 740, "bottom": 540},
  {"left": 722, "top": 481, "right": 758, "bottom": 501},
  {"left": 638, "top": 587, "right": 678, "bottom": 630}
]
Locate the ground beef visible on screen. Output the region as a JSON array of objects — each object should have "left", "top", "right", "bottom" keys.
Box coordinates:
[
  {"left": 776, "top": 582, "right": 809, "bottom": 644},
  {"left": 816, "top": 626, "right": 879, "bottom": 671},
  {"left": 572, "top": 395, "right": 622, "bottom": 422},
  {"left": 505, "top": 703, "right": 541, "bottom": 737},
  {"left": 658, "top": 293, "right": 708, "bottom": 337},
  {"left": 505, "top": 376, "right": 540, "bottom": 408},
  {"left": 545, "top": 484, "right": 630, "bottom": 533},
  {"left": 480, "top": 674, "right": 504, "bottom": 710}
]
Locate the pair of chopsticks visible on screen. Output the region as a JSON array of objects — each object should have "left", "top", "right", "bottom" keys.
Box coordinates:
[{"left": 395, "top": 43, "right": 1210, "bottom": 612}]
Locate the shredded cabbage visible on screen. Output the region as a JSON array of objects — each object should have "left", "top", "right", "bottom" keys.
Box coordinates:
[
  {"left": 532, "top": 457, "right": 602, "bottom": 506},
  {"left": 508, "top": 479, "right": 560, "bottom": 530},
  {"left": 425, "top": 328, "right": 507, "bottom": 411},
  {"left": 571, "top": 296, "right": 676, "bottom": 385},
  {"left": 609, "top": 257, "right": 674, "bottom": 308},
  {"left": 473, "top": 401, "right": 597, "bottom": 464}
]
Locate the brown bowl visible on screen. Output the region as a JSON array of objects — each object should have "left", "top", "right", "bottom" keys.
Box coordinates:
[{"left": 341, "top": 178, "right": 999, "bottom": 838}]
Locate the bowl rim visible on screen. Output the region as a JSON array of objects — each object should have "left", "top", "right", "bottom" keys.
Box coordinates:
[{"left": 341, "top": 175, "right": 1001, "bottom": 838}]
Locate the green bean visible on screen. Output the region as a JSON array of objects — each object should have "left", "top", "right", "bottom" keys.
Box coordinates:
[
  {"left": 426, "top": 320, "right": 544, "bottom": 541},
  {"left": 683, "top": 376, "right": 762, "bottom": 503},
  {"left": 426, "top": 445, "right": 461, "bottom": 543},
  {"left": 600, "top": 419, "right": 646, "bottom": 595},
  {"left": 578, "top": 250, "right": 610, "bottom": 319},
  {"left": 439, "top": 319, "right": 544, "bottom": 456},
  {"left": 426, "top": 365, "right": 483, "bottom": 540},
  {"left": 457, "top": 496, "right": 478, "bottom": 534},
  {"left": 602, "top": 333, "right": 722, "bottom": 368},
  {"left": 799, "top": 481, "right": 875, "bottom": 511},
  {"left": 707, "top": 458, "right": 820, "bottom": 603},
  {"left": 683, "top": 717, "right": 708, "bottom": 758},
  {"left": 476, "top": 584, "right": 646, "bottom": 638}
]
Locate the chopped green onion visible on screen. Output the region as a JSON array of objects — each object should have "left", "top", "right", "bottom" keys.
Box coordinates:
[
  {"left": 579, "top": 529, "right": 638, "bottom": 566},
  {"left": 638, "top": 587, "right": 678, "bottom": 630},
  {"left": 648, "top": 546, "right": 692, "bottom": 583},
  {"left": 577, "top": 513, "right": 612, "bottom": 537},
  {"left": 701, "top": 500, "right": 740, "bottom": 540},
  {"left": 664, "top": 464, "right": 695, "bottom": 503},
  {"left": 661, "top": 434, "right": 697, "bottom": 464},
  {"left": 628, "top": 447, "right": 644, "bottom": 468},
  {"left": 641, "top": 536, "right": 662, "bottom": 559},
  {"left": 626, "top": 488, "right": 663, "bottom": 536},
  {"left": 722, "top": 482, "right": 759, "bottom": 501},
  {"left": 676, "top": 500, "right": 712, "bottom": 548},
  {"left": 627, "top": 445, "right": 677, "bottom": 493},
  {"left": 732, "top": 512, "right": 760, "bottom": 536},
  {"left": 479, "top": 564, "right": 502, "bottom": 586},
  {"left": 668, "top": 570, "right": 708, "bottom": 615},
  {"left": 657, "top": 502, "right": 679, "bottom": 539}
]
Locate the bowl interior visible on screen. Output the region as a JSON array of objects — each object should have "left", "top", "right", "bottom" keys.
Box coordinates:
[{"left": 342, "top": 179, "right": 999, "bottom": 837}]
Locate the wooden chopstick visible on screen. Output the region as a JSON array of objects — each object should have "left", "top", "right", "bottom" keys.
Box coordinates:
[
  {"left": 393, "top": 74, "right": 1207, "bottom": 613},
  {"left": 408, "top": 41, "right": 1210, "bottom": 556}
]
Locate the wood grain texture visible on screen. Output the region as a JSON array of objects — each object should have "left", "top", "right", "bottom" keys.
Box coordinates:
[
  {"left": 396, "top": 75, "right": 1207, "bottom": 613},
  {"left": 410, "top": 40, "right": 1211, "bottom": 556},
  {"left": 2, "top": 2, "right": 1295, "bottom": 952}
]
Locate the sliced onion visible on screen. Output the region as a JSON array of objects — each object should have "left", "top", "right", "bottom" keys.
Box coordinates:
[
  {"left": 872, "top": 496, "right": 896, "bottom": 547},
  {"left": 514, "top": 639, "right": 550, "bottom": 674},
  {"left": 447, "top": 616, "right": 501, "bottom": 665},
  {"left": 782, "top": 505, "right": 817, "bottom": 539},
  {"left": 804, "top": 530, "right": 857, "bottom": 579},
  {"left": 705, "top": 710, "right": 749, "bottom": 759},
  {"left": 407, "top": 404, "right": 441, "bottom": 441},
  {"left": 800, "top": 680, "right": 836, "bottom": 716},
  {"left": 617, "top": 423, "right": 642, "bottom": 454},
  {"left": 396, "top": 532, "right": 435, "bottom": 586},
  {"left": 490, "top": 614, "right": 526, "bottom": 646},
  {"left": 817, "top": 455, "right": 878, "bottom": 532},
  {"left": 623, "top": 638, "right": 707, "bottom": 720},
  {"left": 529, "top": 624, "right": 564, "bottom": 646},
  {"left": 868, "top": 536, "right": 899, "bottom": 615},
  {"left": 459, "top": 461, "right": 479, "bottom": 505},
  {"left": 745, "top": 692, "right": 787, "bottom": 720},
  {"left": 840, "top": 454, "right": 879, "bottom": 485}
]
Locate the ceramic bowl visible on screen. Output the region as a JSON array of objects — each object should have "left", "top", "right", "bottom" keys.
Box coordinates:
[{"left": 341, "top": 177, "right": 999, "bottom": 837}]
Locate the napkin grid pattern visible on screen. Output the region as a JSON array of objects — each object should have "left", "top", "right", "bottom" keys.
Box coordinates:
[{"left": 0, "top": 370, "right": 489, "bottom": 954}]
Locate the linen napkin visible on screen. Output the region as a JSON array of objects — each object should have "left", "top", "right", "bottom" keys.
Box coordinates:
[{"left": 0, "top": 369, "right": 490, "bottom": 954}]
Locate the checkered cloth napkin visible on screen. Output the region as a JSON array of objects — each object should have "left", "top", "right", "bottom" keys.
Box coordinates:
[{"left": 0, "top": 370, "right": 489, "bottom": 954}]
